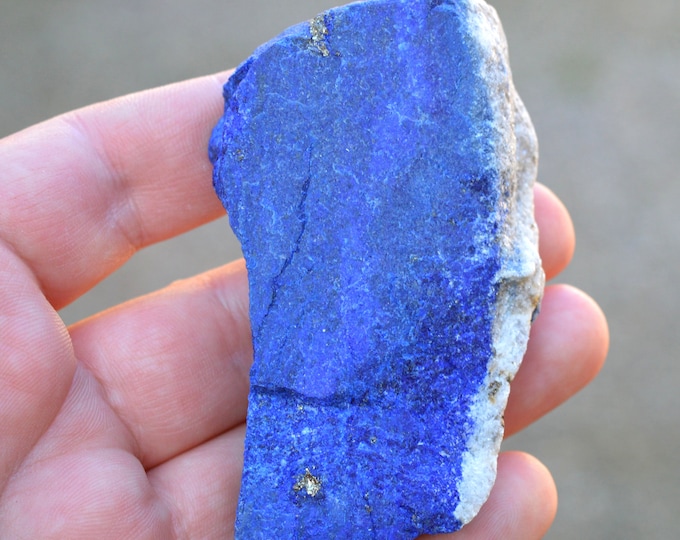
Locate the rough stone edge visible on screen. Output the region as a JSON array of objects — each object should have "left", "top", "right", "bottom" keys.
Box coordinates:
[{"left": 453, "top": 0, "right": 545, "bottom": 525}]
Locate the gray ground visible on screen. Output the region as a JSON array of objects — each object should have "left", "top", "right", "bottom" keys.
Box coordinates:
[{"left": 1, "top": 0, "right": 678, "bottom": 538}]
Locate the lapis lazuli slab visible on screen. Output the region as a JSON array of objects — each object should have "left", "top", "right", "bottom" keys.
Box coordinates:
[{"left": 209, "top": 0, "right": 544, "bottom": 538}]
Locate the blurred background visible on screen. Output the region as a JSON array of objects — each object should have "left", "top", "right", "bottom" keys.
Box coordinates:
[{"left": 1, "top": 0, "right": 678, "bottom": 537}]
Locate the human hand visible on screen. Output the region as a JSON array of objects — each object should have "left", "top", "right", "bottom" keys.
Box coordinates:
[{"left": 0, "top": 73, "right": 608, "bottom": 538}]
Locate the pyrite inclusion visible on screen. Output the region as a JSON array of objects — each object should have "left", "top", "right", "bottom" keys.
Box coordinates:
[{"left": 209, "top": 0, "right": 544, "bottom": 537}]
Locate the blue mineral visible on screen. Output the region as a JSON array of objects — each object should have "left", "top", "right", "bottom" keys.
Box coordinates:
[{"left": 209, "top": 0, "right": 544, "bottom": 538}]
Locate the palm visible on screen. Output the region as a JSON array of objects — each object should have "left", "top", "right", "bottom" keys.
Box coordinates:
[{"left": 0, "top": 73, "right": 608, "bottom": 539}]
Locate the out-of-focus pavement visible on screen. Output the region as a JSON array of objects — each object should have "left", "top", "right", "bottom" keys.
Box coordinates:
[{"left": 2, "top": 1, "right": 678, "bottom": 538}]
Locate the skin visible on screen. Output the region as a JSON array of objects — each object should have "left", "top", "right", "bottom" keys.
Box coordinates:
[{"left": 0, "top": 71, "right": 609, "bottom": 539}]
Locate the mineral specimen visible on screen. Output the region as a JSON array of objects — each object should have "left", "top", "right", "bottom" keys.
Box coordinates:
[{"left": 209, "top": 0, "right": 544, "bottom": 538}]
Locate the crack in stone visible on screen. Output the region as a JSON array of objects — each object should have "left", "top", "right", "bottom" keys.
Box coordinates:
[{"left": 257, "top": 146, "right": 314, "bottom": 336}]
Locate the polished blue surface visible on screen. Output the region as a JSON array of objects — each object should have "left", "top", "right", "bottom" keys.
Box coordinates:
[{"left": 210, "top": 1, "right": 507, "bottom": 537}]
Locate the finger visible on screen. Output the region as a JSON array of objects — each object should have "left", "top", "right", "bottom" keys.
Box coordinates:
[
  {"left": 534, "top": 183, "right": 575, "bottom": 281},
  {"left": 0, "top": 246, "right": 76, "bottom": 493},
  {"left": 0, "top": 77, "right": 571, "bottom": 313},
  {"left": 148, "top": 424, "right": 245, "bottom": 539},
  {"left": 422, "top": 451, "right": 557, "bottom": 540},
  {"left": 68, "top": 259, "right": 251, "bottom": 468},
  {"left": 504, "top": 284, "right": 609, "bottom": 437},
  {"left": 0, "top": 71, "right": 232, "bottom": 310}
]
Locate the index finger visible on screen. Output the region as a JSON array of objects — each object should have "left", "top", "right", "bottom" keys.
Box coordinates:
[{"left": 0, "top": 71, "right": 232, "bottom": 310}]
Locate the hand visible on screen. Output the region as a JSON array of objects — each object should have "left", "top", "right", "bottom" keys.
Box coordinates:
[{"left": 0, "top": 73, "right": 608, "bottom": 539}]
